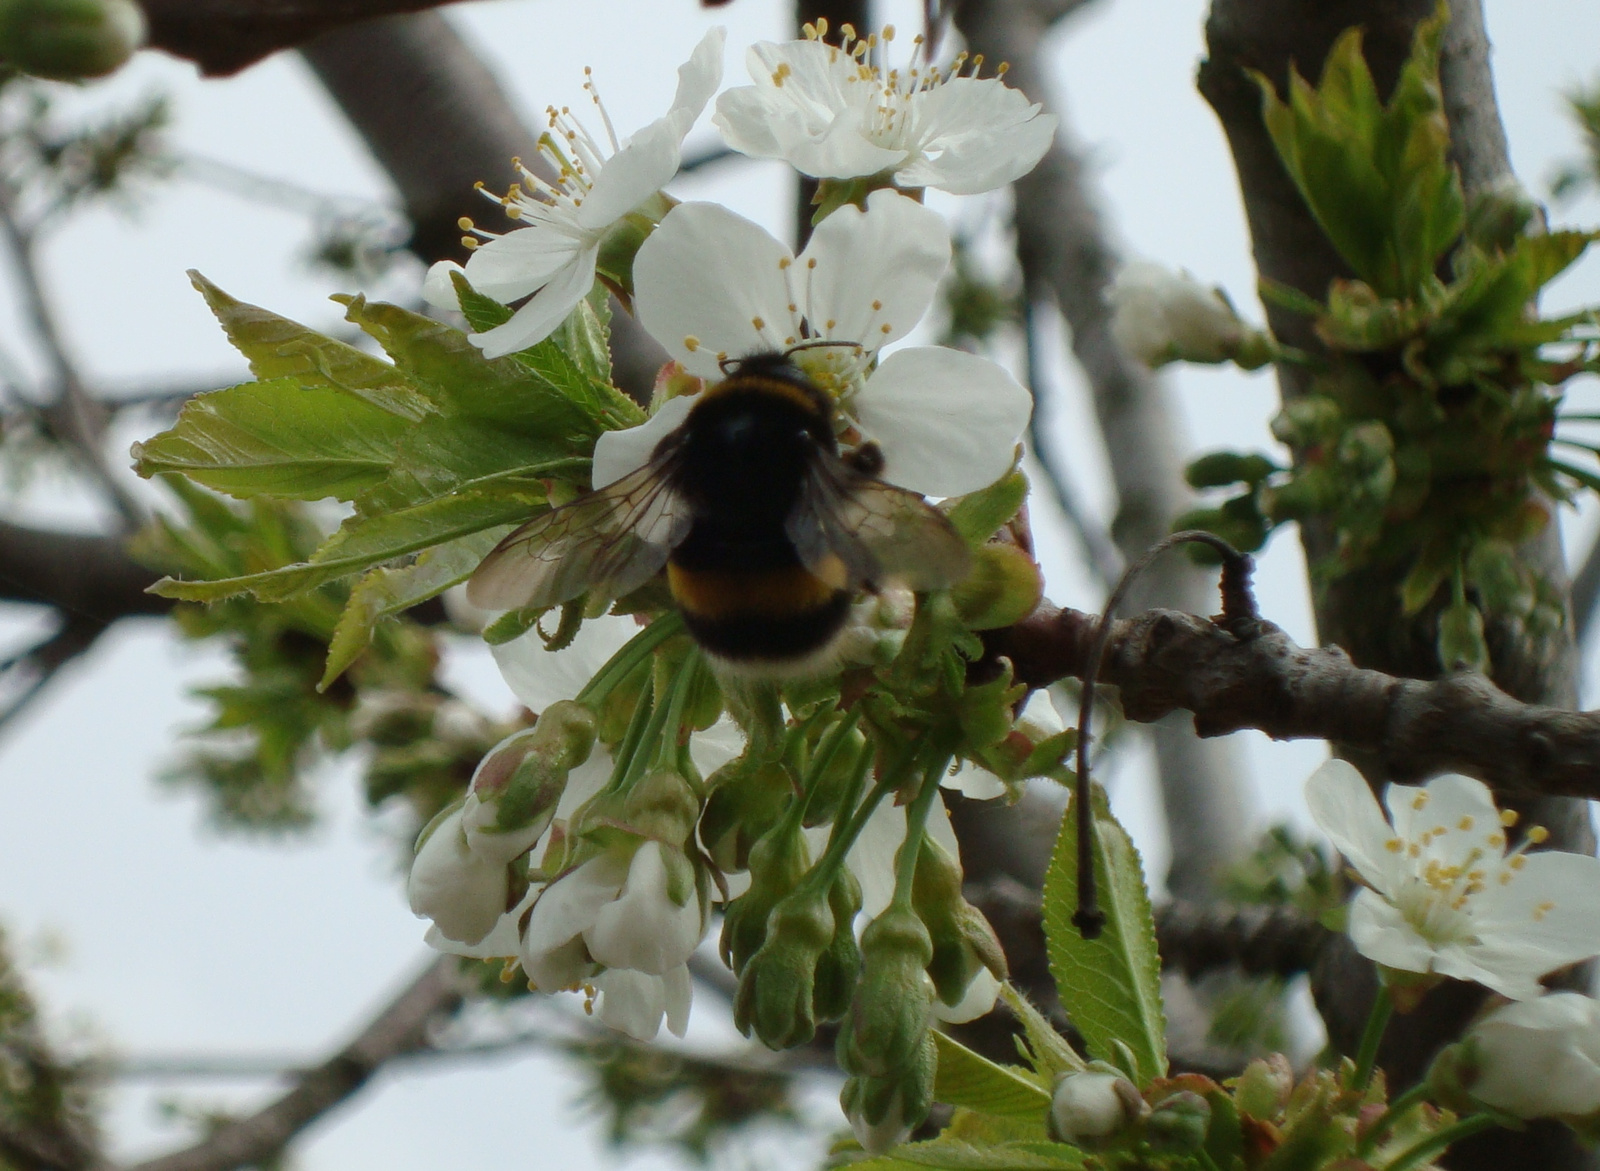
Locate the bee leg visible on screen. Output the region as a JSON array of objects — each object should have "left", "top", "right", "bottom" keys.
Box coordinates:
[{"left": 844, "top": 441, "right": 885, "bottom": 477}]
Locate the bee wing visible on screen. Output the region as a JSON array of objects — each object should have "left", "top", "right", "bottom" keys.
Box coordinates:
[
  {"left": 467, "top": 451, "right": 691, "bottom": 612},
  {"left": 785, "top": 449, "right": 971, "bottom": 593}
]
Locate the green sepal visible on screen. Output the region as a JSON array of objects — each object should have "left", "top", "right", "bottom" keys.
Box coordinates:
[{"left": 945, "top": 468, "right": 1028, "bottom": 547}]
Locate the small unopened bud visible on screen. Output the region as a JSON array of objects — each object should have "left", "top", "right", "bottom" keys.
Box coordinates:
[
  {"left": 811, "top": 868, "right": 864, "bottom": 1024},
  {"left": 463, "top": 701, "right": 596, "bottom": 863},
  {"left": 838, "top": 906, "right": 935, "bottom": 1078},
  {"left": 1144, "top": 1090, "right": 1211, "bottom": 1153},
  {"left": 951, "top": 543, "right": 1044, "bottom": 631},
  {"left": 621, "top": 766, "right": 699, "bottom": 846},
  {"left": 1048, "top": 1069, "right": 1145, "bottom": 1147},
  {"left": 842, "top": 1032, "right": 937, "bottom": 1154},
  {"left": 1232, "top": 1053, "right": 1293, "bottom": 1121},
  {"left": 700, "top": 761, "right": 791, "bottom": 873},
  {"left": 1109, "top": 260, "right": 1250, "bottom": 368},
  {"left": 734, "top": 884, "right": 834, "bottom": 1048},
  {"left": 1433, "top": 992, "right": 1600, "bottom": 1120},
  {"left": 720, "top": 818, "right": 811, "bottom": 973},
  {"left": 912, "top": 838, "right": 1007, "bottom": 1012},
  {"left": 0, "top": 0, "right": 145, "bottom": 80}
]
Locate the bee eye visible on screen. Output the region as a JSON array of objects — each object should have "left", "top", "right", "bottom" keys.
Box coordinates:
[{"left": 845, "top": 442, "right": 885, "bottom": 478}]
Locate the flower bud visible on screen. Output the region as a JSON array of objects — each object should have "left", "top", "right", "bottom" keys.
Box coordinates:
[
  {"left": 912, "top": 838, "right": 1007, "bottom": 1012},
  {"left": 801, "top": 727, "right": 867, "bottom": 829},
  {"left": 1109, "top": 260, "right": 1247, "bottom": 368},
  {"left": 842, "top": 1032, "right": 937, "bottom": 1154},
  {"left": 811, "top": 868, "right": 864, "bottom": 1024},
  {"left": 1048, "top": 1069, "right": 1145, "bottom": 1147},
  {"left": 720, "top": 817, "right": 812, "bottom": 973},
  {"left": 1232, "top": 1053, "right": 1293, "bottom": 1121},
  {"left": 463, "top": 701, "right": 597, "bottom": 863},
  {"left": 0, "top": 0, "right": 144, "bottom": 80},
  {"left": 951, "top": 543, "right": 1044, "bottom": 631},
  {"left": 1435, "top": 992, "right": 1600, "bottom": 1119},
  {"left": 733, "top": 884, "right": 834, "bottom": 1048},
  {"left": 700, "top": 761, "right": 791, "bottom": 873},
  {"left": 838, "top": 906, "right": 934, "bottom": 1078},
  {"left": 1144, "top": 1090, "right": 1211, "bottom": 1153},
  {"left": 621, "top": 766, "right": 699, "bottom": 846},
  {"left": 407, "top": 805, "right": 514, "bottom": 945}
]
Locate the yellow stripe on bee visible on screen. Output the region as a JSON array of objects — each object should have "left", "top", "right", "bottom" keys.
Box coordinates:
[
  {"left": 702, "top": 373, "right": 823, "bottom": 415},
  {"left": 668, "top": 559, "right": 847, "bottom": 619}
]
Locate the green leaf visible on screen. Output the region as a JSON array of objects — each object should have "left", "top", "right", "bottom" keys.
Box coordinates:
[
  {"left": 932, "top": 1032, "right": 1052, "bottom": 1122},
  {"left": 945, "top": 468, "right": 1028, "bottom": 546},
  {"left": 131, "top": 377, "right": 413, "bottom": 500},
  {"left": 1040, "top": 792, "right": 1167, "bottom": 1086},
  {"left": 851, "top": 1139, "right": 1086, "bottom": 1170},
  {"left": 321, "top": 526, "right": 512, "bottom": 688},
  {"left": 188, "top": 271, "right": 429, "bottom": 421},
  {"left": 996, "top": 984, "right": 1085, "bottom": 1080},
  {"left": 152, "top": 487, "right": 540, "bottom": 603}
]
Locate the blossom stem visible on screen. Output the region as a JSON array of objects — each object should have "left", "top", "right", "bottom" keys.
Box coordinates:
[
  {"left": 606, "top": 680, "right": 656, "bottom": 791},
  {"left": 1352, "top": 984, "right": 1394, "bottom": 1091},
  {"left": 798, "top": 709, "right": 863, "bottom": 820},
  {"left": 804, "top": 741, "right": 923, "bottom": 896},
  {"left": 1381, "top": 1114, "right": 1500, "bottom": 1171},
  {"left": 1356, "top": 1082, "right": 1433, "bottom": 1157},
  {"left": 651, "top": 648, "right": 705, "bottom": 775},
  {"left": 891, "top": 749, "right": 952, "bottom": 908},
  {"left": 576, "top": 611, "right": 684, "bottom": 709}
]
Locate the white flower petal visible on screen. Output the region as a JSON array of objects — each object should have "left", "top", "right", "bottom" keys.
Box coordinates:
[
  {"left": 896, "top": 78, "right": 1056, "bottom": 195},
  {"left": 932, "top": 967, "right": 1000, "bottom": 1024},
  {"left": 523, "top": 852, "right": 628, "bottom": 958},
  {"left": 592, "top": 393, "right": 697, "bottom": 488},
  {"left": 521, "top": 932, "right": 594, "bottom": 992},
  {"left": 585, "top": 842, "right": 707, "bottom": 974},
  {"left": 596, "top": 967, "right": 668, "bottom": 1041},
  {"left": 578, "top": 116, "right": 685, "bottom": 230},
  {"left": 942, "top": 760, "right": 1007, "bottom": 800},
  {"left": 1304, "top": 759, "right": 1399, "bottom": 893},
  {"left": 1468, "top": 993, "right": 1600, "bottom": 1117},
  {"left": 427, "top": 883, "right": 539, "bottom": 959},
  {"left": 491, "top": 612, "right": 639, "bottom": 713},
  {"left": 797, "top": 189, "right": 949, "bottom": 349},
  {"left": 423, "top": 260, "right": 468, "bottom": 310},
  {"left": 1388, "top": 773, "right": 1503, "bottom": 871},
  {"left": 852, "top": 347, "right": 1031, "bottom": 496},
  {"left": 712, "top": 84, "right": 787, "bottom": 159},
  {"left": 470, "top": 248, "right": 600, "bottom": 358},
  {"left": 848, "top": 798, "right": 904, "bottom": 919},
  {"left": 1346, "top": 889, "right": 1438, "bottom": 974},
  {"left": 667, "top": 27, "right": 726, "bottom": 128},
  {"left": 461, "top": 227, "right": 586, "bottom": 303},
  {"left": 663, "top": 963, "right": 694, "bottom": 1038},
  {"left": 688, "top": 715, "right": 746, "bottom": 779},
  {"left": 408, "top": 809, "right": 509, "bottom": 946},
  {"left": 634, "top": 202, "right": 799, "bottom": 377}
]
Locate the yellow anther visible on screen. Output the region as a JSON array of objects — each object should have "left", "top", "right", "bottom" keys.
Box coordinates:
[
  {"left": 457, "top": 216, "right": 474, "bottom": 230},
  {"left": 1408, "top": 843, "right": 1420, "bottom": 857},
  {"left": 751, "top": 316, "right": 766, "bottom": 330},
  {"left": 1510, "top": 855, "right": 1527, "bottom": 870},
  {"left": 882, "top": 24, "right": 895, "bottom": 41},
  {"left": 778, "top": 256, "right": 792, "bottom": 269},
  {"left": 815, "top": 16, "right": 828, "bottom": 35},
  {"left": 1412, "top": 792, "right": 1430, "bottom": 810},
  {"left": 880, "top": 323, "right": 893, "bottom": 334},
  {"left": 825, "top": 318, "right": 837, "bottom": 330},
  {"left": 683, "top": 336, "right": 700, "bottom": 352},
  {"left": 997, "top": 62, "right": 1011, "bottom": 76},
  {"left": 1458, "top": 816, "right": 1474, "bottom": 831},
  {"left": 462, "top": 237, "right": 479, "bottom": 250},
  {"left": 1533, "top": 900, "right": 1556, "bottom": 922},
  {"left": 1527, "top": 825, "right": 1550, "bottom": 845},
  {"left": 871, "top": 299, "right": 883, "bottom": 311},
  {"left": 787, "top": 303, "right": 797, "bottom": 313},
  {"left": 1488, "top": 833, "right": 1505, "bottom": 849},
  {"left": 1385, "top": 838, "right": 1404, "bottom": 853},
  {"left": 505, "top": 206, "right": 522, "bottom": 219},
  {"left": 807, "top": 258, "right": 818, "bottom": 269},
  {"left": 1501, "top": 809, "right": 1520, "bottom": 827}
]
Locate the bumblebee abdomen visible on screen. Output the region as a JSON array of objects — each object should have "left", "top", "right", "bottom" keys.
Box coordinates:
[{"left": 667, "top": 562, "right": 851, "bottom": 662}]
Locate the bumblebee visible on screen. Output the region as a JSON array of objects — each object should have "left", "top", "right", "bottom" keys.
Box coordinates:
[{"left": 466, "top": 351, "right": 971, "bottom": 670}]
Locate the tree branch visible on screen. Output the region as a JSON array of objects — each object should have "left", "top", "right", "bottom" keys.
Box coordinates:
[
  {"left": 122, "top": 957, "right": 461, "bottom": 1171},
  {"left": 987, "top": 599, "right": 1600, "bottom": 801},
  {"left": 955, "top": 0, "right": 1253, "bottom": 900},
  {"left": 0, "top": 521, "right": 165, "bottom": 621}
]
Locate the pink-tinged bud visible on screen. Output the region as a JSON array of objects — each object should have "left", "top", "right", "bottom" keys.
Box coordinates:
[
  {"left": 1233, "top": 1053, "right": 1293, "bottom": 1121},
  {"left": 462, "top": 701, "right": 596, "bottom": 863}
]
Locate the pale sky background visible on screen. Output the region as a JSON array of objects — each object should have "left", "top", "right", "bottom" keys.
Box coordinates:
[{"left": 0, "top": 0, "right": 1597, "bottom": 1167}]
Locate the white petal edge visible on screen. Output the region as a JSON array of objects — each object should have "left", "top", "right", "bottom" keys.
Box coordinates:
[
  {"left": 591, "top": 393, "right": 697, "bottom": 488},
  {"left": 1304, "top": 758, "right": 1400, "bottom": 894},
  {"left": 491, "top": 612, "right": 639, "bottom": 714},
  {"left": 470, "top": 248, "right": 599, "bottom": 359},
  {"left": 852, "top": 347, "right": 1032, "bottom": 497}
]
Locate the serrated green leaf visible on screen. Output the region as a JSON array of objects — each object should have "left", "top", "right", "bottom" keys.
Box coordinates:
[
  {"left": 152, "top": 487, "right": 539, "bottom": 603},
  {"left": 851, "top": 1139, "right": 1086, "bottom": 1170},
  {"left": 131, "top": 378, "right": 413, "bottom": 500},
  {"left": 945, "top": 469, "right": 1028, "bottom": 546},
  {"left": 189, "top": 272, "right": 429, "bottom": 421},
  {"left": 996, "top": 986, "right": 1084, "bottom": 1080},
  {"left": 1040, "top": 793, "right": 1166, "bottom": 1086},
  {"left": 321, "top": 526, "right": 512, "bottom": 687},
  {"left": 482, "top": 605, "right": 547, "bottom": 646},
  {"left": 932, "top": 1031, "right": 1051, "bottom": 1122}
]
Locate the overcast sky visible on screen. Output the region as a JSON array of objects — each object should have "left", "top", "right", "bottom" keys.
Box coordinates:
[{"left": 0, "top": 0, "right": 1596, "bottom": 1167}]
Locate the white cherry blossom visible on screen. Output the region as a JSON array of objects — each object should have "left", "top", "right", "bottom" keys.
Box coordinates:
[
  {"left": 1306, "top": 759, "right": 1600, "bottom": 1000},
  {"left": 1109, "top": 260, "right": 1252, "bottom": 368},
  {"left": 407, "top": 806, "right": 513, "bottom": 946},
  {"left": 1458, "top": 992, "right": 1600, "bottom": 1119},
  {"left": 626, "top": 190, "right": 1032, "bottom": 497},
  {"left": 714, "top": 25, "right": 1055, "bottom": 195},
  {"left": 424, "top": 28, "right": 724, "bottom": 358}
]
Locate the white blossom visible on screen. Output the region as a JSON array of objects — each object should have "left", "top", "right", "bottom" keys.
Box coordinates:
[
  {"left": 407, "top": 807, "right": 512, "bottom": 946},
  {"left": 1306, "top": 759, "right": 1600, "bottom": 1000},
  {"left": 1049, "top": 1071, "right": 1143, "bottom": 1145},
  {"left": 1109, "top": 260, "right": 1247, "bottom": 368},
  {"left": 1458, "top": 993, "right": 1600, "bottom": 1119},
  {"left": 423, "top": 29, "right": 724, "bottom": 358},
  {"left": 714, "top": 26, "right": 1054, "bottom": 195},
  {"left": 626, "top": 190, "right": 1032, "bottom": 497}
]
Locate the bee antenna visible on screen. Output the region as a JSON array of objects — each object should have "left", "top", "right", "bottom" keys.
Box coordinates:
[{"left": 783, "top": 339, "right": 864, "bottom": 359}]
